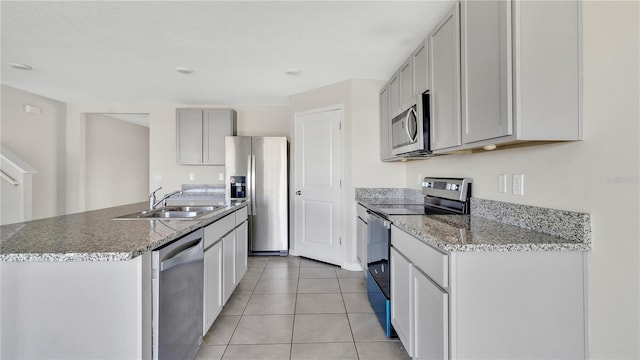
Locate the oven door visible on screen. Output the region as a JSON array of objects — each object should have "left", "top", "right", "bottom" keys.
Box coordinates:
[{"left": 366, "top": 210, "right": 391, "bottom": 298}]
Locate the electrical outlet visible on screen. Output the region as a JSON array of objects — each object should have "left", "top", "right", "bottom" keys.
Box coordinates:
[
  {"left": 189, "top": 173, "right": 195, "bottom": 181},
  {"left": 219, "top": 173, "right": 224, "bottom": 181},
  {"left": 513, "top": 174, "right": 524, "bottom": 196},
  {"left": 498, "top": 174, "right": 507, "bottom": 193},
  {"left": 153, "top": 173, "right": 162, "bottom": 182}
]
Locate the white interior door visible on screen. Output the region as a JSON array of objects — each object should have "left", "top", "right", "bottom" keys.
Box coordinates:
[{"left": 294, "top": 107, "right": 342, "bottom": 266}]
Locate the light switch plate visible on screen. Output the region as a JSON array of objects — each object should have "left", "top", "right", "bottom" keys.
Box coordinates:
[{"left": 498, "top": 174, "right": 507, "bottom": 193}]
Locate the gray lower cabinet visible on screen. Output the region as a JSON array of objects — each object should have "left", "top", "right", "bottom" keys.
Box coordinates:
[
  {"left": 429, "top": 2, "right": 462, "bottom": 151},
  {"left": 177, "top": 109, "right": 237, "bottom": 165},
  {"left": 203, "top": 239, "right": 223, "bottom": 334},
  {"left": 203, "top": 206, "right": 249, "bottom": 335},
  {"left": 412, "top": 265, "right": 448, "bottom": 360},
  {"left": 221, "top": 231, "right": 236, "bottom": 304},
  {"left": 390, "top": 247, "right": 413, "bottom": 354},
  {"left": 391, "top": 224, "right": 586, "bottom": 359}
]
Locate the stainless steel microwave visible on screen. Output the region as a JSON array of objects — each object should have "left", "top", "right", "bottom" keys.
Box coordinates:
[{"left": 391, "top": 91, "right": 431, "bottom": 156}]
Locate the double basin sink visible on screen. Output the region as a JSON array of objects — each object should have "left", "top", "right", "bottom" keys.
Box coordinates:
[{"left": 114, "top": 205, "right": 223, "bottom": 220}]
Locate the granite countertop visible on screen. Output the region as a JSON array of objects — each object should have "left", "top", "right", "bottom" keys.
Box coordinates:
[
  {"left": 0, "top": 200, "right": 248, "bottom": 263},
  {"left": 390, "top": 214, "right": 590, "bottom": 252},
  {"left": 356, "top": 190, "right": 591, "bottom": 253}
]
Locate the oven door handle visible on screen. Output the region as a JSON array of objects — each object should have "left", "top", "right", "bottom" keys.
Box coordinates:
[{"left": 366, "top": 210, "right": 391, "bottom": 229}]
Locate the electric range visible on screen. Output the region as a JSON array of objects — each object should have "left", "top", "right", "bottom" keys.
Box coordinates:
[{"left": 366, "top": 177, "right": 472, "bottom": 337}]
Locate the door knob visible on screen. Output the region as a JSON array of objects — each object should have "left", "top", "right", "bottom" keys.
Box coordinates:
[{"left": 296, "top": 190, "right": 301, "bottom": 195}]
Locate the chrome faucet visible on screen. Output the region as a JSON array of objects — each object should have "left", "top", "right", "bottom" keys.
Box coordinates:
[{"left": 149, "top": 187, "right": 183, "bottom": 210}]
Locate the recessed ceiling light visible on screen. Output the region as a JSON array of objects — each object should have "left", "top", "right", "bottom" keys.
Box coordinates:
[
  {"left": 285, "top": 68, "right": 300, "bottom": 76},
  {"left": 10, "top": 63, "right": 33, "bottom": 70},
  {"left": 176, "top": 67, "right": 193, "bottom": 74}
]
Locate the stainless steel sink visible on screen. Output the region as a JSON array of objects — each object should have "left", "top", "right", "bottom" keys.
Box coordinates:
[{"left": 113, "top": 205, "right": 223, "bottom": 220}]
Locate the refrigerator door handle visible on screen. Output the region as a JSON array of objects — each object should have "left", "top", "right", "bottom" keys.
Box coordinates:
[
  {"left": 250, "top": 154, "right": 257, "bottom": 215},
  {"left": 247, "top": 155, "right": 253, "bottom": 215}
]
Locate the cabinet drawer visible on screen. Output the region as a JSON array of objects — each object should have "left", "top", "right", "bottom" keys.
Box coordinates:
[
  {"left": 356, "top": 204, "right": 369, "bottom": 221},
  {"left": 204, "top": 214, "right": 235, "bottom": 248},
  {"left": 391, "top": 225, "right": 449, "bottom": 288},
  {"left": 235, "top": 206, "right": 248, "bottom": 224}
]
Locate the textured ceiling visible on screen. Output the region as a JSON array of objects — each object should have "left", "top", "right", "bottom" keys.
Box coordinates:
[{"left": 1, "top": 1, "right": 454, "bottom": 105}]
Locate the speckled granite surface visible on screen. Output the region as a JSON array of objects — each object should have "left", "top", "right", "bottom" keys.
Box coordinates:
[
  {"left": 470, "top": 198, "right": 591, "bottom": 246},
  {"left": 0, "top": 201, "right": 247, "bottom": 262},
  {"left": 356, "top": 188, "right": 591, "bottom": 252},
  {"left": 390, "top": 214, "right": 590, "bottom": 252},
  {"left": 355, "top": 188, "right": 424, "bottom": 203}
]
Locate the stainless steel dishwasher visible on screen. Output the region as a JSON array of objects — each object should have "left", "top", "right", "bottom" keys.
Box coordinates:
[{"left": 152, "top": 228, "right": 204, "bottom": 360}]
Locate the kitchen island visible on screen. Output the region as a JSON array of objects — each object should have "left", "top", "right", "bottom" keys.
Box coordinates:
[{"left": 0, "top": 200, "right": 248, "bottom": 359}]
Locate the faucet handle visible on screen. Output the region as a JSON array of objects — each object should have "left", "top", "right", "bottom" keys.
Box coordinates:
[{"left": 150, "top": 186, "right": 162, "bottom": 197}]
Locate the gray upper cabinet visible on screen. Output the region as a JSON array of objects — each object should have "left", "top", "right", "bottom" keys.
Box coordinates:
[
  {"left": 429, "top": 2, "right": 462, "bottom": 151},
  {"left": 379, "top": 85, "right": 395, "bottom": 161},
  {"left": 177, "top": 109, "right": 204, "bottom": 164},
  {"left": 433, "top": 0, "right": 581, "bottom": 153},
  {"left": 399, "top": 58, "right": 413, "bottom": 109},
  {"left": 461, "top": 0, "right": 513, "bottom": 144},
  {"left": 177, "top": 109, "right": 237, "bottom": 165},
  {"left": 388, "top": 72, "right": 401, "bottom": 117},
  {"left": 513, "top": 0, "right": 581, "bottom": 141},
  {"left": 412, "top": 39, "right": 430, "bottom": 95}
]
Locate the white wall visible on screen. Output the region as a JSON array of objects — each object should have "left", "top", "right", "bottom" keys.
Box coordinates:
[
  {"left": 290, "top": 79, "right": 406, "bottom": 267},
  {"left": 0, "top": 85, "right": 67, "bottom": 220},
  {"left": 66, "top": 103, "right": 290, "bottom": 213},
  {"left": 404, "top": 2, "right": 639, "bottom": 358},
  {"left": 85, "top": 114, "right": 149, "bottom": 211}
]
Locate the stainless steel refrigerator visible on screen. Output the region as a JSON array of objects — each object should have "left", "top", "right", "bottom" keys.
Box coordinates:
[{"left": 225, "top": 136, "right": 288, "bottom": 254}]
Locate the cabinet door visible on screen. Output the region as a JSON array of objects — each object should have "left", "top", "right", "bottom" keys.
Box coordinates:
[
  {"left": 379, "top": 85, "right": 393, "bottom": 161},
  {"left": 203, "top": 241, "right": 223, "bottom": 335},
  {"left": 430, "top": 3, "right": 462, "bottom": 151},
  {"left": 461, "top": 0, "right": 513, "bottom": 144},
  {"left": 235, "top": 221, "right": 248, "bottom": 281},
  {"left": 390, "top": 247, "right": 412, "bottom": 355},
  {"left": 222, "top": 231, "right": 237, "bottom": 304},
  {"left": 412, "top": 39, "right": 429, "bottom": 95},
  {"left": 399, "top": 58, "right": 413, "bottom": 108},
  {"left": 203, "top": 109, "right": 235, "bottom": 165},
  {"left": 388, "top": 72, "right": 401, "bottom": 116},
  {"left": 176, "top": 109, "right": 203, "bottom": 164},
  {"left": 413, "top": 267, "right": 449, "bottom": 360}
]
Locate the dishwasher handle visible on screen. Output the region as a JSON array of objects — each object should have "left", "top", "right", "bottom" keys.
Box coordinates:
[{"left": 160, "top": 238, "right": 203, "bottom": 272}]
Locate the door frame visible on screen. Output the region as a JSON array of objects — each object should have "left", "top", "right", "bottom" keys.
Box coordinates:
[{"left": 291, "top": 104, "right": 345, "bottom": 266}]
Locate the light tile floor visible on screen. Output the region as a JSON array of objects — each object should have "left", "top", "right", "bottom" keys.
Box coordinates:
[{"left": 198, "top": 256, "right": 410, "bottom": 360}]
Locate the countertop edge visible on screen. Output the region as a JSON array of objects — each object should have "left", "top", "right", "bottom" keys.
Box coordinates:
[{"left": 0, "top": 202, "right": 248, "bottom": 263}]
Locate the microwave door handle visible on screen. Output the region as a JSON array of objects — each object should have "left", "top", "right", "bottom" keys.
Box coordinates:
[{"left": 405, "top": 107, "right": 418, "bottom": 143}]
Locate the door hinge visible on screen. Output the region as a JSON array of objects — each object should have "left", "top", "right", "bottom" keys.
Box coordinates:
[
  {"left": 340, "top": 179, "right": 342, "bottom": 188},
  {"left": 339, "top": 237, "right": 342, "bottom": 245},
  {"left": 339, "top": 122, "right": 342, "bottom": 130}
]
